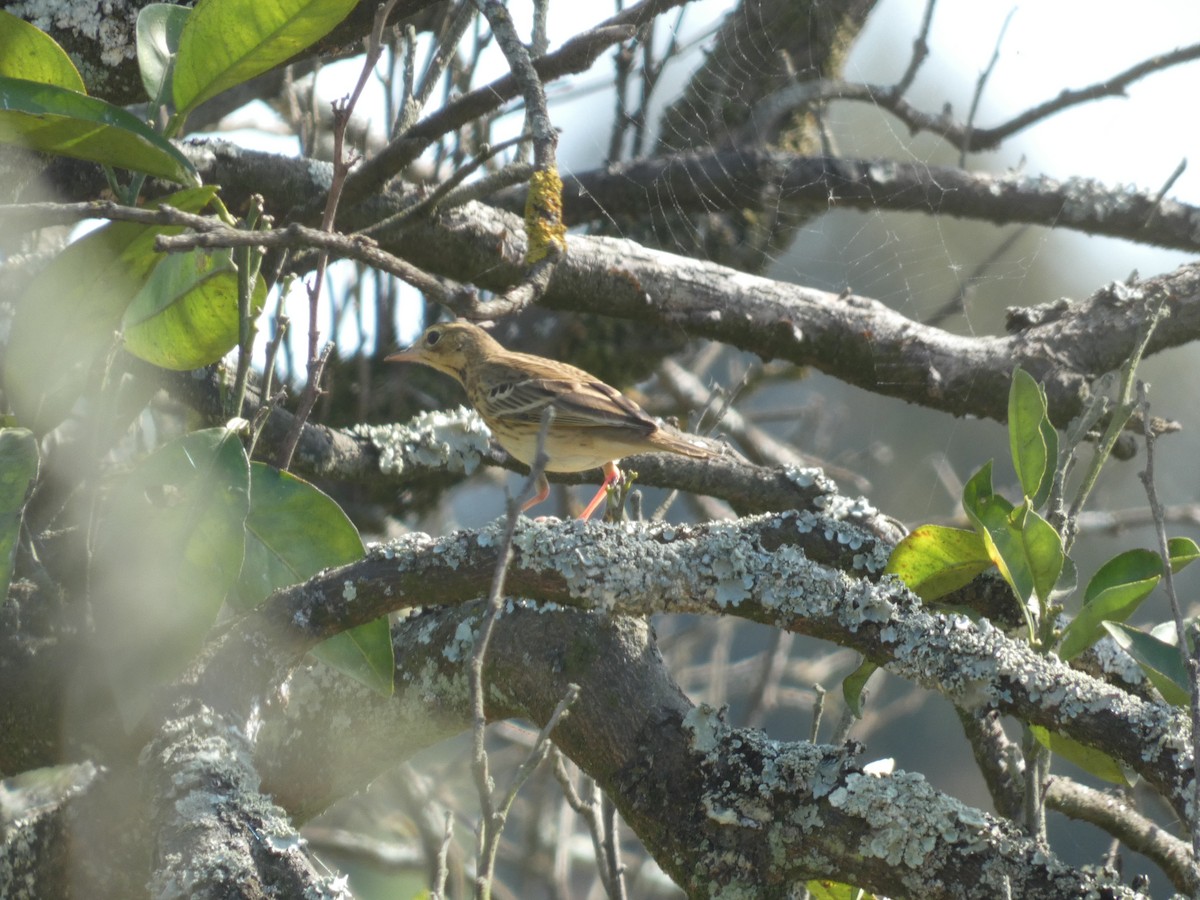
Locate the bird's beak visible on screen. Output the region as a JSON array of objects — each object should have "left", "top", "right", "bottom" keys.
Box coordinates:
[{"left": 385, "top": 347, "right": 419, "bottom": 363}]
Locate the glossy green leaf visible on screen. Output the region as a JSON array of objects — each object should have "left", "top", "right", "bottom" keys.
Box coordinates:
[
  {"left": 5, "top": 186, "right": 217, "bottom": 432},
  {"left": 310, "top": 619, "right": 395, "bottom": 697},
  {"left": 137, "top": 4, "right": 190, "bottom": 105},
  {"left": 122, "top": 248, "right": 266, "bottom": 370},
  {"left": 173, "top": 0, "right": 357, "bottom": 116},
  {"left": 962, "top": 463, "right": 1029, "bottom": 602},
  {"left": 0, "top": 10, "right": 85, "bottom": 92},
  {"left": 1104, "top": 622, "right": 1191, "bottom": 706},
  {"left": 93, "top": 428, "right": 250, "bottom": 728},
  {"left": 1085, "top": 548, "right": 1162, "bottom": 604},
  {"left": 0, "top": 428, "right": 39, "bottom": 605},
  {"left": 1058, "top": 547, "right": 1181, "bottom": 660},
  {"left": 1008, "top": 368, "right": 1054, "bottom": 506},
  {"left": 1059, "top": 579, "right": 1159, "bottom": 661},
  {"left": 1168, "top": 536, "right": 1200, "bottom": 572},
  {"left": 963, "top": 463, "right": 1063, "bottom": 608},
  {"left": 236, "top": 463, "right": 392, "bottom": 695},
  {"left": 0, "top": 77, "right": 199, "bottom": 184},
  {"left": 1029, "top": 725, "right": 1130, "bottom": 786},
  {"left": 841, "top": 658, "right": 878, "bottom": 719},
  {"left": 885, "top": 525, "right": 992, "bottom": 601},
  {"left": 1012, "top": 504, "right": 1064, "bottom": 605},
  {"left": 806, "top": 880, "right": 875, "bottom": 900}
]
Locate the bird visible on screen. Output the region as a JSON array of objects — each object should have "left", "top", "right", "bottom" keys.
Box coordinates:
[{"left": 387, "top": 321, "right": 716, "bottom": 519}]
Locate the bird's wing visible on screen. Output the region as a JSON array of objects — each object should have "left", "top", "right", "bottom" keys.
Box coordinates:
[{"left": 484, "top": 372, "right": 657, "bottom": 433}]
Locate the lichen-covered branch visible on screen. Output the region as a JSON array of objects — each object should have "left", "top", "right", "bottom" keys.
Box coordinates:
[
  {"left": 231, "top": 515, "right": 1192, "bottom": 827},
  {"left": 247, "top": 600, "right": 1148, "bottom": 899}
]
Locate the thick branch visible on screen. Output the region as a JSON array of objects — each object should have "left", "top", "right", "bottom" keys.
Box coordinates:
[
  {"left": 250, "top": 601, "right": 1147, "bottom": 898},
  {"left": 227, "top": 515, "right": 1193, "bottom": 825},
  {"left": 512, "top": 151, "right": 1200, "bottom": 253}
]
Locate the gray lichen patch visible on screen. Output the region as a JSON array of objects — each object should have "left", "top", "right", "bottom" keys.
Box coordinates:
[
  {"left": 7, "top": 0, "right": 138, "bottom": 67},
  {"left": 355, "top": 406, "right": 492, "bottom": 477}
]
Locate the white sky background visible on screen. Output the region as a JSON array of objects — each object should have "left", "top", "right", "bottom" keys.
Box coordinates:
[{"left": 210, "top": 0, "right": 1200, "bottom": 364}]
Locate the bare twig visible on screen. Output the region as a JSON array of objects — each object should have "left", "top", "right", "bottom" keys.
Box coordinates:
[
  {"left": 1144, "top": 157, "right": 1188, "bottom": 227},
  {"left": 551, "top": 755, "right": 627, "bottom": 900},
  {"left": 396, "top": 1, "right": 477, "bottom": 137},
  {"left": 157, "top": 221, "right": 475, "bottom": 308},
  {"left": 473, "top": 0, "right": 566, "bottom": 314},
  {"left": 275, "top": 341, "right": 334, "bottom": 470},
  {"left": 960, "top": 8, "right": 1016, "bottom": 167},
  {"left": 359, "top": 132, "right": 532, "bottom": 236},
  {"left": 745, "top": 41, "right": 1200, "bottom": 156},
  {"left": 431, "top": 811, "right": 454, "bottom": 900},
  {"left": 890, "top": 0, "right": 937, "bottom": 100},
  {"left": 470, "top": 407, "right": 555, "bottom": 899},
  {"left": 1137, "top": 381, "right": 1200, "bottom": 863},
  {"left": 231, "top": 195, "right": 267, "bottom": 420},
  {"left": 339, "top": 0, "right": 682, "bottom": 209}
]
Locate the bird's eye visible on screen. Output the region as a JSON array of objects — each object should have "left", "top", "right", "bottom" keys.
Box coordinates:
[{"left": 426, "top": 329, "right": 442, "bottom": 347}]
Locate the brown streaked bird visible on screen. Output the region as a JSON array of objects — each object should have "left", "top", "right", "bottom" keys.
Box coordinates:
[{"left": 387, "top": 321, "right": 715, "bottom": 519}]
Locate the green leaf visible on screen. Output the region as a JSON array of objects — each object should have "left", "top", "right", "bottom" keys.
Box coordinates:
[
  {"left": 236, "top": 463, "right": 393, "bottom": 695},
  {"left": 1168, "top": 537, "right": 1200, "bottom": 573},
  {"left": 93, "top": 428, "right": 250, "bottom": 728},
  {"left": 1059, "top": 547, "right": 1178, "bottom": 660},
  {"left": 0, "top": 77, "right": 199, "bottom": 184},
  {"left": 806, "top": 880, "right": 875, "bottom": 900},
  {"left": 1008, "top": 368, "right": 1053, "bottom": 505},
  {"left": 5, "top": 186, "right": 217, "bottom": 432},
  {"left": 1029, "top": 725, "right": 1130, "bottom": 786},
  {"left": 962, "top": 463, "right": 1028, "bottom": 602},
  {"left": 1084, "top": 548, "right": 1162, "bottom": 604},
  {"left": 1059, "top": 579, "right": 1159, "bottom": 660},
  {"left": 0, "top": 428, "right": 39, "bottom": 604},
  {"left": 173, "top": 0, "right": 358, "bottom": 116},
  {"left": 1104, "top": 622, "right": 1191, "bottom": 707},
  {"left": 0, "top": 10, "right": 86, "bottom": 92},
  {"left": 885, "top": 525, "right": 992, "bottom": 601},
  {"left": 962, "top": 463, "right": 1063, "bottom": 608},
  {"left": 1012, "top": 505, "right": 1064, "bottom": 605},
  {"left": 841, "top": 658, "right": 878, "bottom": 718},
  {"left": 310, "top": 620, "right": 395, "bottom": 697},
  {"left": 121, "top": 248, "right": 266, "bottom": 370},
  {"left": 1035, "top": 416, "right": 1059, "bottom": 510},
  {"left": 137, "top": 4, "right": 190, "bottom": 105}
]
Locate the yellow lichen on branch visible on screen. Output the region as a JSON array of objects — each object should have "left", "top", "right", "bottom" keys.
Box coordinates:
[{"left": 524, "top": 168, "right": 568, "bottom": 263}]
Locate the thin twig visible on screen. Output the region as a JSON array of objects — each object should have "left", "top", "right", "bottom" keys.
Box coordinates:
[
  {"left": 275, "top": 342, "right": 333, "bottom": 470},
  {"left": 960, "top": 7, "right": 1016, "bottom": 166},
  {"left": 431, "top": 810, "right": 454, "bottom": 900},
  {"left": 403, "top": 1, "right": 478, "bottom": 136},
  {"left": 551, "top": 756, "right": 626, "bottom": 900},
  {"left": 359, "top": 132, "right": 532, "bottom": 237},
  {"left": 890, "top": 0, "right": 936, "bottom": 100},
  {"left": 275, "top": 0, "right": 399, "bottom": 471},
  {"left": 470, "top": 407, "right": 555, "bottom": 899},
  {"left": 339, "top": 0, "right": 671, "bottom": 209},
  {"left": 157, "top": 221, "right": 475, "bottom": 308},
  {"left": 1137, "top": 381, "right": 1200, "bottom": 864},
  {"left": 1144, "top": 157, "right": 1188, "bottom": 227},
  {"left": 599, "top": 793, "right": 627, "bottom": 900},
  {"left": 231, "top": 195, "right": 267, "bottom": 420},
  {"left": 745, "top": 41, "right": 1200, "bottom": 156}
]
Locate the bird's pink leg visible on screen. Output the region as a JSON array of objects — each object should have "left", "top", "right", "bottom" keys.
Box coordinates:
[
  {"left": 579, "top": 461, "right": 621, "bottom": 520},
  {"left": 521, "top": 473, "right": 551, "bottom": 512}
]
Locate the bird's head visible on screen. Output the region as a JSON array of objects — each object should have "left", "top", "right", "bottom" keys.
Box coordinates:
[{"left": 386, "top": 321, "right": 503, "bottom": 382}]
